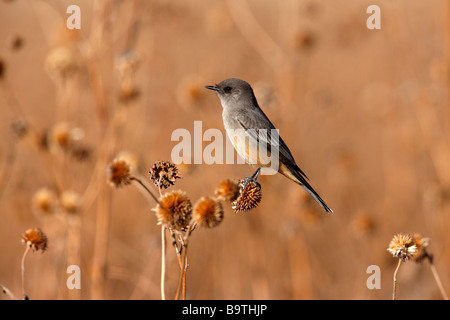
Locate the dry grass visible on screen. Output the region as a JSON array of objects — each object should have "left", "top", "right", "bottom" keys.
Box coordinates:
[{"left": 0, "top": 0, "right": 449, "bottom": 299}]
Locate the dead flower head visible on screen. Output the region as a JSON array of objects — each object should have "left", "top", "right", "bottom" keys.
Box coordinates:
[
  {"left": 45, "top": 46, "right": 78, "bottom": 80},
  {"left": 60, "top": 190, "right": 82, "bottom": 214},
  {"left": 412, "top": 233, "right": 431, "bottom": 262},
  {"left": 106, "top": 159, "right": 131, "bottom": 188},
  {"left": 232, "top": 179, "right": 262, "bottom": 213},
  {"left": 155, "top": 190, "right": 192, "bottom": 231},
  {"left": 32, "top": 188, "right": 57, "bottom": 215},
  {"left": 149, "top": 160, "right": 181, "bottom": 189},
  {"left": 193, "top": 197, "right": 224, "bottom": 228},
  {"left": 387, "top": 233, "right": 417, "bottom": 261},
  {"left": 215, "top": 179, "right": 240, "bottom": 202},
  {"left": 49, "top": 122, "right": 84, "bottom": 152},
  {"left": 22, "top": 228, "right": 48, "bottom": 252}
]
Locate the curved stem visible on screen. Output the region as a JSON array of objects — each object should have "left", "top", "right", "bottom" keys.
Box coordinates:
[
  {"left": 21, "top": 246, "right": 31, "bottom": 299},
  {"left": 392, "top": 259, "right": 402, "bottom": 300},
  {"left": 130, "top": 176, "right": 160, "bottom": 204},
  {"left": 427, "top": 256, "right": 449, "bottom": 300}
]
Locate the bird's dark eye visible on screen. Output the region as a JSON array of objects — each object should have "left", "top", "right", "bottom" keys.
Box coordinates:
[{"left": 223, "top": 86, "right": 232, "bottom": 93}]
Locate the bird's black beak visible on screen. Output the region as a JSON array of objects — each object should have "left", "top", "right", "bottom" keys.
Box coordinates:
[{"left": 205, "top": 85, "right": 220, "bottom": 92}]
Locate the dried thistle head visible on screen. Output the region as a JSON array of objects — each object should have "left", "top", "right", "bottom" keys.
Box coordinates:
[
  {"left": 60, "top": 190, "right": 82, "bottom": 214},
  {"left": 155, "top": 190, "right": 192, "bottom": 231},
  {"left": 149, "top": 161, "right": 181, "bottom": 189},
  {"left": 106, "top": 159, "right": 131, "bottom": 188},
  {"left": 70, "top": 144, "right": 91, "bottom": 162},
  {"left": 118, "top": 76, "right": 140, "bottom": 102},
  {"left": 32, "top": 188, "right": 57, "bottom": 215},
  {"left": 412, "top": 233, "right": 431, "bottom": 262},
  {"left": 387, "top": 233, "right": 417, "bottom": 261},
  {"left": 45, "top": 46, "right": 78, "bottom": 80},
  {"left": 193, "top": 197, "right": 224, "bottom": 228},
  {"left": 49, "top": 122, "right": 83, "bottom": 152},
  {"left": 215, "top": 179, "right": 240, "bottom": 202},
  {"left": 11, "top": 118, "right": 29, "bottom": 139},
  {"left": 232, "top": 179, "right": 262, "bottom": 213},
  {"left": 351, "top": 212, "right": 375, "bottom": 237},
  {"left": 115, "top": 50, "right": 140, "bottom": 78},
  {"left": 292, "top": 29, "right": 316, "bottom": 51},
  {"left": 22, "top": 228, "right": 48, "bottom": 252},
  {"left": 176, "top": 75, "right": 205, "bottom": 108},
  {"left": 116, "top": 150, "right": 139, "bottom": 172},
  {"left": 8, "top": 33, "right": 24, "bottom": 51},
  {"left": 115, "top": 50, "right": 140, "bottom": 102}
]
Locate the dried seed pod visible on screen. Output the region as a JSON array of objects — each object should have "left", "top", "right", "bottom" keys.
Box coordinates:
[
  {"left": 155, "top": 190, "right": 192, "bottom": 231},
  {"left": 149, "top": 160, "right": 181, "bottom": 189},
  {"left": 22, "top": 228, "right": 48, "bottom": 252},
  {"left": 232, "top": 179, "right": 262, "bottom": 213},
  {"left": 193, "top": 197, "right": 224, "bottom": 228}
]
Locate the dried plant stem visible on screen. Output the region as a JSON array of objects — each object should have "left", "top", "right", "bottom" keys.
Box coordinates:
[
  {"left": 174, "top": 223, "right": 196, "bottom": 300},
  {"left": 130, "top": 176, "right": 175, "bottom": 300},
  {"left": 0, "top": 284, "right": 17, "bottom": 300},
  {"left": 427, "top": 256, "right": 449, "bottom": 300},
  {"left": 130, "top": 176, "right": 161, "bottom": 206},
  {"left": 90, "top": 182, "right": 111, "bottom": 300},
  {"left": 161, "top": 226, "right": 166, "bottom": 300},
  {"left": 174, "top": 243, "right": 188, "bottom": 300},
  {"left": 392, "top": 259, "right": 402, "bottom": 300},
  {"left": 21, "top": 246, "right": 31, "bottom": 299}
]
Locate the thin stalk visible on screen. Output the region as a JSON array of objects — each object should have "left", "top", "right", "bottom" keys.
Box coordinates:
[
  {"left": 0, "top": 284, "right": 18, "bottom": 300},
  {"left": 161, "top": 226, "right": 166, "bottom": 300},
  {"left": 174, "top": 242, "right": 188, "bottom": 300},
  {"left": 174, "top": 223, "right": 196, "bottom": 300},
  {"left": 427, "top": 256, "right": 449, "bottom": 300},
  {"left": 130, "top": 176, "right": 161, "bottom": 205},
  {"left": 21, "top": 246, "right": 31, "bottom": 299},
  {"left": 392, "top": 259, "right": 402, "bottom": 300}
]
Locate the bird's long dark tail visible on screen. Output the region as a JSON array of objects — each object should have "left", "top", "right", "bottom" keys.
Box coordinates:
[{"left": 289, "top": 165, "right": 333, "bottom": 214}]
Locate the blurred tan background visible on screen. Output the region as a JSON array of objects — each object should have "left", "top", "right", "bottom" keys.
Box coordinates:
[{"left": 0, "top": 0, "right": 449, "bottom": 299}]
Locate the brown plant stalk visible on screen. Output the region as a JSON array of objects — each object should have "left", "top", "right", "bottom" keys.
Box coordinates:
[{"left": 392, "top": 259, "right": 402, "bottom": 300}]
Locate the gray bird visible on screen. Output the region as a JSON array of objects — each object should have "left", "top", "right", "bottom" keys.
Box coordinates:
[{"left": 205, "top": 78, "right": 333, "bottom": 214}]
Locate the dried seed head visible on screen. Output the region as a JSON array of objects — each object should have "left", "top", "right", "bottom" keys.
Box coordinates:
[
  {"left": 351, "top": 212, "right": 375, "bottom": 237},
  {"left": 60, "top": 190, "right": 82, "bottom": 214},
  {"left": 49, "top": 122, "right": 84, "bottom": 152},
  {"left": 118, "top": 76, "right": 140, "bottom": 102},
  {"left": 32, "top": 188, "right": 57, "bottom": 215},
  {"left": 8, "top": 34, "right": 24, "bottom": 51},
  {"left": 70, "top": 144, "right": 91, "bottom": 162},
  {"left": 193, "top": 197, "right": 224, "bottom": 228},
  {"left": 176, "top": 76, "right": 205, "bottom": 108},
  {"left": 292, "top": 29, "right": 316, "bottom": 51},
  {"left": 155, "top": 190, "right": 192, "bottom": 231},
  {"left": 232, "top": 179, "right": 262, "bottom": 213},
  {"left": 106, "top": 159, "right": 131, "bottom": 188},
  {"left": 116, "top": 150, "right": 139, "bottom": 172},
  {"left": 215, "top": 179, "right": 240, "bottom": 202},
  {"left": 22, "top": 228, "right": 48, "bottom": 252},
  {"left": 412, "top": 233, "right": 431, "bottom": 262},
  {"left": 387, "top": 233, "right": 417, "bottom": 261},
  {"left": 51, "top": 122, "right": 71, "bottom": 149},
  {"left": 149, "top": 161, "right": 181, "bottom": 189},
  {"left": 45, "top": 46, "right": 78, "bottom": 80},
  {"left": 115, "top": 50, "right": 140, "bottom": 78},
  {"left": 11, "top": 118, "right": 28, "bottom": 139},
  {"left": 115, "top": 50, "right": 140, "bottom": 102}
]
